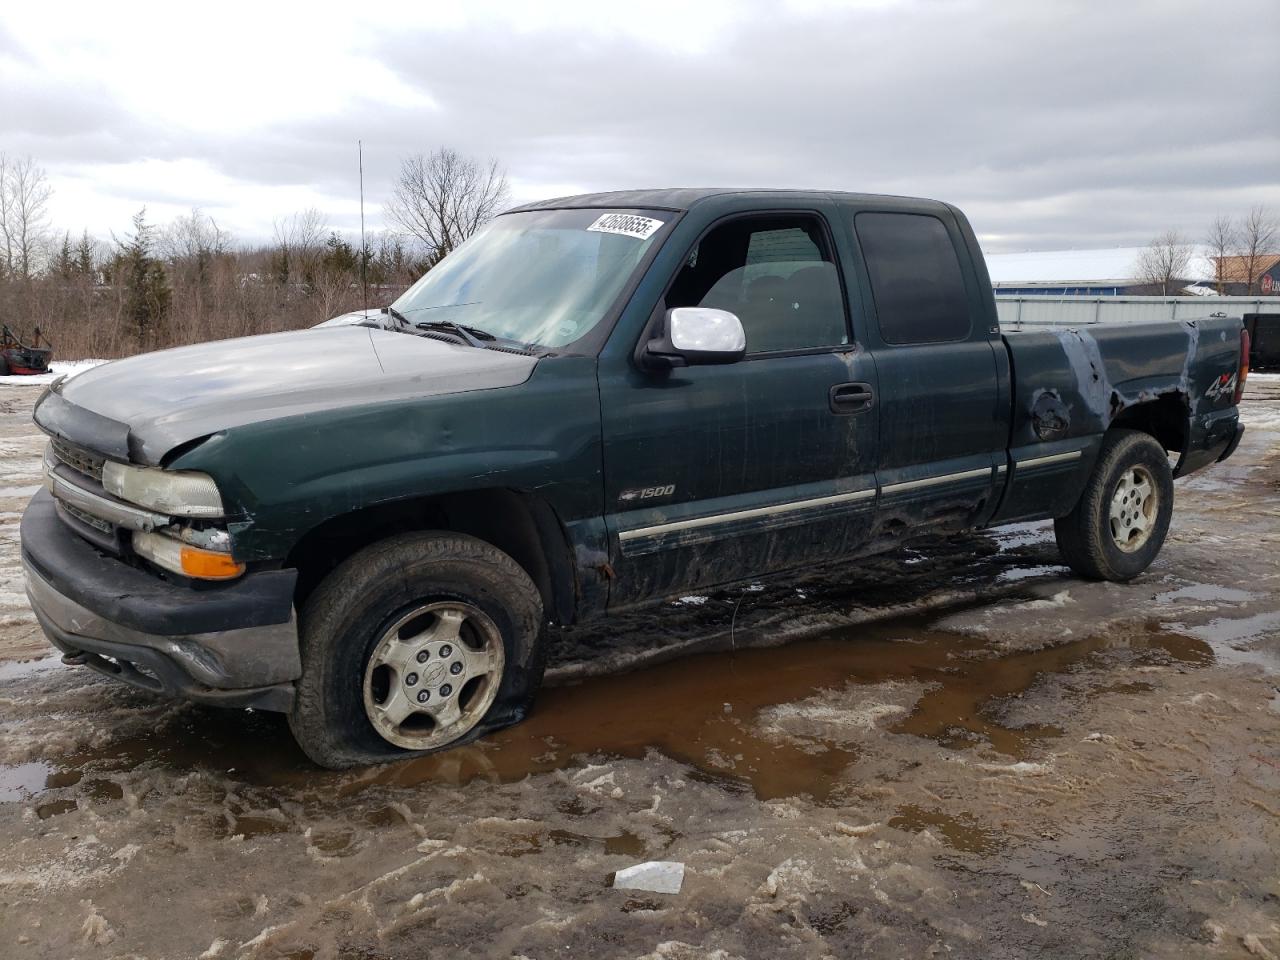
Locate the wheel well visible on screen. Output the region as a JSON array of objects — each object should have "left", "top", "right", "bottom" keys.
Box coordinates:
[
  {"left": 286, "top": 489, "right": 577, "bottom": 625},
  {"left": 1108, "top": 394, "right": 1187, "bottom": 452}
]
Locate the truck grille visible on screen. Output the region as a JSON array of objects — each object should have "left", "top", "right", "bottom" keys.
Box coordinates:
[
  {"left": 59, "top": 500, "right": 115, "bottom": 536},
  {"left": 50, "top": 437, "right": 105, "bottom": 482},
  {"left": 45, "top": 438, "right": 126, "bottom": 553}
]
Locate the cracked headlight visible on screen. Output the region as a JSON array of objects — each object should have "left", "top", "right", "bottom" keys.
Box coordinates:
[{"left": 101, "top": 462, "right": 225, "bottom": 518}]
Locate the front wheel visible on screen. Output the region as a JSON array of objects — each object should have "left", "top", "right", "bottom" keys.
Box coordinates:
[
  {"left": 289, "top": 532, "right": 545, "bottom": 769},
  {"left": 1054, "top": 429, "right": 1174, "bottom": 582}
]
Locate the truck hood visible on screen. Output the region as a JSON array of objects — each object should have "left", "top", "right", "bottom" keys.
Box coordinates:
[{"left": 40, "top": 326, "right": 538, "bottom": 464}]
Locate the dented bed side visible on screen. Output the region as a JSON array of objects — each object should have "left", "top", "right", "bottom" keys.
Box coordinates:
[{"left": 991, "top": 316, "right": 1245, "bottom": 524}]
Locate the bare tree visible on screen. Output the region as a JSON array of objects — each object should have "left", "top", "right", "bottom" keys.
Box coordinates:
[
  {"left": 1135, "top": 230, "right": 1193, "bottom": 295},
  {"left": 385, "top": 148, "right": 509, "bottom": 266},
  {"left": 273, "top": 207, "right": 325, "bottom": 254},
  {"left": 163, "top": 208, "right": 230, "bottom": 262},
  {"left": 162, "top": 208, "right": 230, "bottom": 292},
  {"left": 1203, "top": 215, "right": 1237, "bottom": 294},
  {"left": 0, "top": 153, "right": 53, "bottom": 280},
  {"left": 272, "top": 207, "right": 326, "bottom": 289},
  {"left": 1238, "top": 205, "right": 1278, "bottom": 295},
  {"left": 158, "top": 209, "right": 232, "bottom": 332}
]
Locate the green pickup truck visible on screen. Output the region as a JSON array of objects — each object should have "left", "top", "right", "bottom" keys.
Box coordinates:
[{"left": 23, "top": 189, "right": 1249, "bottom": 768}]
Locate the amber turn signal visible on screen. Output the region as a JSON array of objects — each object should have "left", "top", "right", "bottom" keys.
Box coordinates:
[
  {"left": 180, "top": 545, "right": 246, "bottom": 580},
  {"left": 132, "top": 530, "right": 245, "bottom": 581}
]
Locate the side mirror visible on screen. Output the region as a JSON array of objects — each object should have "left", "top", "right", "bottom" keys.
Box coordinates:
[{"left": 642, "top": 307, "right": 746, "bottom": 369}]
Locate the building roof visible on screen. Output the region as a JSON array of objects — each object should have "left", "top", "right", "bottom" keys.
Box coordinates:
[
  {"left": 1210, "top": 254, "right": 1280, "bottom": 283},
  {"left": 984, "top": 246, "right": 1215, "bottom": 285}
]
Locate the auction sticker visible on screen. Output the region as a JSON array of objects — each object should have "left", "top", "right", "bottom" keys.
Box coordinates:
[{"left": 587, "top": 213, "right": 664, "bottom": 240}]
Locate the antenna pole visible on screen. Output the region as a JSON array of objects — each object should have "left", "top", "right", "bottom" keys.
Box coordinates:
[{"left": 358, "top": 139, "right": 368, "bottom": 313}]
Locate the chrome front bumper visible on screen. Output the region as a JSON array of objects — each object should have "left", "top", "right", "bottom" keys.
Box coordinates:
[{"left": 43, "top": 455, "right": 168, "bottom": 532}]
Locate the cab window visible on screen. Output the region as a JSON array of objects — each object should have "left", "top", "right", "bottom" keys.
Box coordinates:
[
  {"left": 666, "top": 215, "right": 848, "bottom": 354},
  {"left": 854, "top": 212, "right": 971, "bottom": 344}
]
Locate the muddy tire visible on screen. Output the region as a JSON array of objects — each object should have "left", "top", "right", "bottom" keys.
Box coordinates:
[
  {"left": 288, "top": 532, "right": 545, "bottom": 769},
  {"left": 1054, "top": 429, "right": 1174, "bottom": 582}
]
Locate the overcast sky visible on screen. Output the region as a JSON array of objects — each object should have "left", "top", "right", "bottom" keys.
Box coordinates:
[{"left": 2, "top": 0, "right": 1277, "bottom": 253}]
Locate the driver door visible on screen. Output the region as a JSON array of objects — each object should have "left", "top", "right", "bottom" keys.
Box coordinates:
[{"left": 596, "top": 208, "right": 880, "bottom": 609}]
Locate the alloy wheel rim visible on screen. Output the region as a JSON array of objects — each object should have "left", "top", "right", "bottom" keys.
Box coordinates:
[
  {"left": 362, "top": 601, "right": 505, "bottom": 750},
  {"left": 1108, "top": 465, "right": 1158, "bottom": 553}
]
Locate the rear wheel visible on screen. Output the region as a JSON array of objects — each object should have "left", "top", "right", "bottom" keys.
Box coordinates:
[
  {"left": 1054, "top": 429, "right": 1174, "bottom": 582},
  {"left": 289, "top": 532, "right": 545, "bottom": 769}
]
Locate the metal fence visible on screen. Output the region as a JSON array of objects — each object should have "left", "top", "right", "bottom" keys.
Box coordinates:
[{"left": 995, "top": 295, "right": 1280, "bottom": 330}]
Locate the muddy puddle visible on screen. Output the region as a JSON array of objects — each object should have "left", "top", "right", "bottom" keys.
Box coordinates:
[
  {"left": 887, "top": 803, "right": 1005, "bottom": 854},
  {"left": 348, "top": 613, "right": 1210, "bottom": 802},
  {"left": 7, "top": 601, "right": 1216, "bottom": 811},
  {"left": 0, "top": 654, "right": 59, "bottom": 681},
  {"left": 1168, "top": 611, "right": 1280, "bottom": 670},
  {"left": 0, "top": 760, "right": 52, "bottom": 801}
]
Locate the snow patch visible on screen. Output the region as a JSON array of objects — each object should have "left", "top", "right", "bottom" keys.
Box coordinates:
[
  {"left": 1015, "top": 590, "right": 1075, "bottom": 610},
  {"left": 762, "top": 699, "right": 907, "bottom": 730},
  {"left": 0, "top": 359, "right": 105, "bottom": 386},
  {"left": 1159, "top": 584, "right": 1256, "bottom": 604},
  {"left": 991, "top": 521, "right": 1053, "bottom": 550},
  {"left": 975, "top": 761, "right": 1051, "bottom": 775},
  {"left": 79, "top": 899, "right": 116, "bottom": 947},
  {"left": 997, "top": 564, "right": 1069, "bottom": 583}
]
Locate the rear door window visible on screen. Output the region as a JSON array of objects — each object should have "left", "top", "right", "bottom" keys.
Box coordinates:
[{"left": 854, "top": 212, "right": 971, "bottom": 344}]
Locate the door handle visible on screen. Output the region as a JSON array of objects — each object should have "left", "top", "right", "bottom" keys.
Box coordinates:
[{"left": 829, "top": 381, "right": 874, "bottom": 414}]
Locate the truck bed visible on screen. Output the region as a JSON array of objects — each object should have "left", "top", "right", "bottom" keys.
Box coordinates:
[{"left": 991, "top": 316, "right": 1244, "bottom": 524}]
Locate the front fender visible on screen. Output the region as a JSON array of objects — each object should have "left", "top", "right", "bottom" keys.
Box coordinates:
[{"left": 170, "top": 357, "right": 605, "bottom": 564}]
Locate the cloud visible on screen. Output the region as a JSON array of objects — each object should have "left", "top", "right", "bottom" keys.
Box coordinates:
[{"left": 0, "top": 0, "right": 1276, "bottom": 249}]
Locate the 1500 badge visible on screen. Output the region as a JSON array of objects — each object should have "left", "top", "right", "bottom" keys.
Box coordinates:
[{"left": 619, "top": 485, "right": 676, "bottom": 503}]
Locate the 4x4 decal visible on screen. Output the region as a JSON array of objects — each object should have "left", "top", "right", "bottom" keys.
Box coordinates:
[{"left": 1204, "top": 372, "right": 1237, "bottom": 401}]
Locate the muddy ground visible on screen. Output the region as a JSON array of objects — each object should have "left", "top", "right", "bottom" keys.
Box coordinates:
[{"left": 1, "top": 377, "right": 1278, "bottom": 960}]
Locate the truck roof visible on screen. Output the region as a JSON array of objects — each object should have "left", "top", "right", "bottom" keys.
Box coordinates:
[{"left": 506, "top": 188, "right": 948, "bottom": 215}]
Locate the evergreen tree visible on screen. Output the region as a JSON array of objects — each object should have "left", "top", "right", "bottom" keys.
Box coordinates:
[
  {"left": 372, "top": 235, "right": 411, "bottom": 285},
  {"left": 321, "top": 231, "right": 357, "bottom": 277},
  {"left": 75, "top": 230, "right": 95, "bottom": 276},
  {"left": 56, "top": 232, "right": 74, "bottom": 279},
  {"left": 270, "top": 247, "right": 290, "bottom": 287},
  {"left": 116, "top": 208, "right": 171, "bottom": 347}
]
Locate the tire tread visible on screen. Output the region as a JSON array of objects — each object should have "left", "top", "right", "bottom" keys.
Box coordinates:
[
  {"left": 1054, "top": 429, "right": 1172, "bottom": 582},
  {"left": 289, "top": 531, "right": 543, "bottom": 769}
]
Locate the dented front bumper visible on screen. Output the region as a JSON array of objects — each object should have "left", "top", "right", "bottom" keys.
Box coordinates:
[{"left": 21, "top": 489, "right": 300, "bottom": 712}]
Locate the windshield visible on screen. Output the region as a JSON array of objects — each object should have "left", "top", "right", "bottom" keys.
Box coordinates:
[{"left": 391, "top": 208, "right": 668, "bottom": 349}]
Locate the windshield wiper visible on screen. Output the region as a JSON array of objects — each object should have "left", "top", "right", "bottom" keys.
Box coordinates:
[
  {"left": 386, "top": 305, "right": 494, "bottom": 349},
  {"left": 415, "top": 319, "right": 496, "bottom": 349},
  {"left": 381, "top": 306, "right": 412, "bottom": 327},
  {"left": 398, "top": 304, "right": 539, "bottom": 352}
]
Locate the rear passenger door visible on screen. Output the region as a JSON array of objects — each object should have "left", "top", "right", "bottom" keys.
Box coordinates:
[
  {"left": 847, "top": 208, "right": 1006, "bottom": 538},
  {"left": 598, "top": 206, "right": 880, "bottom": 608}
]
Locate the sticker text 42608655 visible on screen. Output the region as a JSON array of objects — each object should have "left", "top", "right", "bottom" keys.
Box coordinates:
[{"left": 586, "top": 213, "right": 665, "bottom": 241}]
